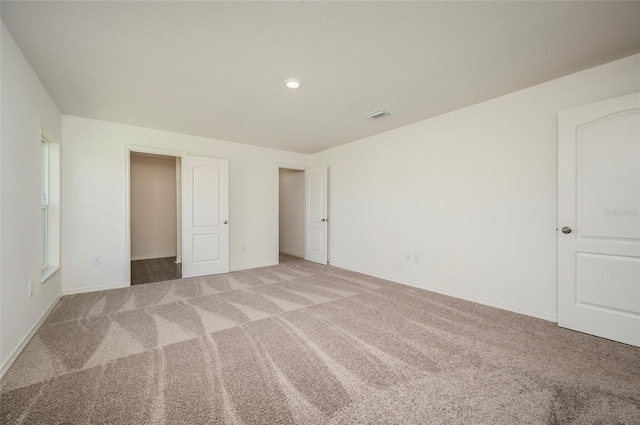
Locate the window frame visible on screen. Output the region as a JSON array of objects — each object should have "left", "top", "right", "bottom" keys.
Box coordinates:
[{"left": 41, "top": 137, "right": 49, "bottom": 271}]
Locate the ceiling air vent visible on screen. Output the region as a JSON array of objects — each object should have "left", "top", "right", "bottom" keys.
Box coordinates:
[{"left": 366, "top": 109, "right": 392, "bottom": 120}]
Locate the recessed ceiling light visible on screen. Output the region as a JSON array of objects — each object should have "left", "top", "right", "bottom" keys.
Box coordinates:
[{"left": 284, "top": 79, "right": 301, "bottom": 89}]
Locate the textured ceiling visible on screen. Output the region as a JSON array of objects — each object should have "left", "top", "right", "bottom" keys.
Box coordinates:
[{"left": 2, "top": 1, "right": 639, "bottom": 154}]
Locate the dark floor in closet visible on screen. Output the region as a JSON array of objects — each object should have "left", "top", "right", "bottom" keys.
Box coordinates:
[{"left": 131, "top": 256, "right": 182, "bottom": 285}]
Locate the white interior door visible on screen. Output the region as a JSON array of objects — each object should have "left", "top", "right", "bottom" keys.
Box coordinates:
[
  {"left": 558, "top": 92, "right": 640, "bottom": 347},
  {"left": 305, "top": 165, "right": 328, "bottom": 264},
  {"left": 182, "top": 156, "right": 229, "bottom": 278}
]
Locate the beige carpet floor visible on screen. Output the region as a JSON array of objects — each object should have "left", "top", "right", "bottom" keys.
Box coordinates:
[{"left": 1, "top": 254, "right": 639, "bottom": 424}]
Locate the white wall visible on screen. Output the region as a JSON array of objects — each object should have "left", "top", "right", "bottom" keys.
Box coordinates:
[
  {"left": 130, "top": 154, "right": 177, "bottom": 261},
  {"left": 279, "top": 168, "right": 305, "bottom": 257},
  {"left": 1, "top": 23, "right": 63, "bottom": 373},
  {"left": 61, "top": 116, "right": 308, "bottom": 293},
  {"left": 312, "top": 54, "right": 640, "bottom": 322}
]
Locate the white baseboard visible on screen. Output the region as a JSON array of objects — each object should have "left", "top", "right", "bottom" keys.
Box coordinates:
[
  {"left": 0, "top": 292, "right": 62, "bottom": 380},
  {"left": 231, "top": 261, "right": 278, "bottom": 272},
  {"left": 131, "top": 253, "right": 177, "bottom": 261},
  {"left": 279, "top": 249, "right": 304, "bottom": 258},
  {"left": 62, "top": 281, "right": 128, "bottom": 295},
  {"left": 329, "top": 262, "right": 557, "bottom": 323}
]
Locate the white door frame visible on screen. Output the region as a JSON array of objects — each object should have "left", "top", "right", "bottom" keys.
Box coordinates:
[
  {"left": 275, "top": 164, "right": 315, "bottom": 262},
  {"left": 125, "top": 145, "right": 187, "bottom": 286}
]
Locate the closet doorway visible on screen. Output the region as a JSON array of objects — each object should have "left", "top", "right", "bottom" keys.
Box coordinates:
[
  {"left": 130, "top": 152, "right": 182, "bottom": 285},
  {"left": 278, "top": 168, "right": 305, "bottom": 261}
]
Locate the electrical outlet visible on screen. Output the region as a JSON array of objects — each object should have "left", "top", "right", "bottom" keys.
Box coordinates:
[
  {"left": 242, "top": 244, "right": 247, "bottom": 251},
  {"left": 94, "top": 256, "right": 102, "bottom": 265},
  {"left": 413, "top": 254, "right": 419, "bottom": 263},
  {"left": 28, "top": 280, "right": 33, "bottom": 297},
  {"left": 406, "top": 253, "right": 411, "bottom": 261},
  {"left": 331, "top": 242, "right": 335, "bottom": 248}
]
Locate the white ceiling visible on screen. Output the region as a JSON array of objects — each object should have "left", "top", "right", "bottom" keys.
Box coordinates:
[{"left": 2, "top": 1, "right": 639, "bottom": 154}]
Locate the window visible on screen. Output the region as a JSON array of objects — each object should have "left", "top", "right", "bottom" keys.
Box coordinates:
[
  {"left": 40, "top": 133, "right": 59, "bottom": 282},
  {"left": 41, "top": 138, "right": 49, "bottom": 270}
]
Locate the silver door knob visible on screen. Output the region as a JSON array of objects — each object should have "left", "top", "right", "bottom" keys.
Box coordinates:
[
  {"left": 223, "top": 220, "right": 228, "bottom": 224},
  {"left": 561, "top": 226, "right": 572, "bottom": 234},
  {"left": 321, "top": 218, "right": 326, "bottom": 222}
]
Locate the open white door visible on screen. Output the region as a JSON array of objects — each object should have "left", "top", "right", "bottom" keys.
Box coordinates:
[
  {"left": 558, "top": 92, "right": 640, "bottom": 347},
  {"left": 304, "top": 165, "right": 328, "bottom": 265},
  {"left": 182, "top": 156, "right": 229, "bottom": 278}
]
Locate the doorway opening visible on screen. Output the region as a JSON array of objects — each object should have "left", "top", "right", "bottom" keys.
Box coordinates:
[
  {"left": 278, "top": 168, "right": 305, "bottom": 263},
  {"left": 130, "top": 152, "right": 182, "bottom": 285}
]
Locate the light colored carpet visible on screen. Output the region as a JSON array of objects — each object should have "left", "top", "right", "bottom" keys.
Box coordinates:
[{"left": 1, "top": 254, "right": 639, "bottom": 424}]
